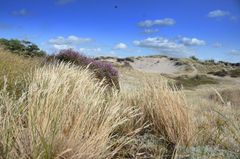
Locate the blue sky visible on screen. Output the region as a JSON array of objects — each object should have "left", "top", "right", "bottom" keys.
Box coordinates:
[{"left": 0, "top": 0, "right": 240, "bottom": 62}]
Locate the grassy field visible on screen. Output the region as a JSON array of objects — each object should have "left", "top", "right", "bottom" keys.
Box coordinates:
[{"left": 0, "top": 49, "right": 240, "bottom": 158}]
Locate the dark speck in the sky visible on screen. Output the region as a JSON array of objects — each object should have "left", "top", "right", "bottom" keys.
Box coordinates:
[{"left": 114, "top": 5, "right": 118, "bottom": 9}]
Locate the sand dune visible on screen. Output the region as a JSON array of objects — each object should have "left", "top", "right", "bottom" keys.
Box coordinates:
[{"left": 130, "top": 57, "right": 185, "bottom": 74}]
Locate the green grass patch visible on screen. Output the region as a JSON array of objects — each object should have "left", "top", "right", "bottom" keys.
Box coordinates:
[
  {"left": 175, "top": 74, "right": 219, "bottom": 89},
  {"left": 208, "top": 68, "right": 240, "bottom": 78}
]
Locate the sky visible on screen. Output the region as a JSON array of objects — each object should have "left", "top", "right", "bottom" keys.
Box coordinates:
[{"left": 0, "top": 0, "right": 240, "bottom": 62}]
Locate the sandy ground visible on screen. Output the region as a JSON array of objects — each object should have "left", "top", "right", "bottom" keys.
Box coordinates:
[{"left": 130, "top": 57, "right": 185, "bottom": 75}]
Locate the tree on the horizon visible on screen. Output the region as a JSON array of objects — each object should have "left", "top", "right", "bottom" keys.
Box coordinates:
[{"left": 0, "top": 38, "right": 46, "bottom": 57}]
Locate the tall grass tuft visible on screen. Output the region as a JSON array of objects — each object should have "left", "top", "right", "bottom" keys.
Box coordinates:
[
  {"left": 0, "top": 63, "right": 134, "bottom": 159},
  {"left": 0, "top": 48, "right": 41, "bottom": 96},
  {"left": 120, "top": 76, "right": 193, "bottom": 146}
]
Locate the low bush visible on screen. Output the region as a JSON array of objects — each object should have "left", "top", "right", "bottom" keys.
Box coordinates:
[
  {"left": 190, "top": 56, "right": 199, "bottom": 61},
  {"left": 208, "top": 69, "right": 228, "bottom": 77},
  {"left": 208, "top": 68, "right": 240, "bottom": 78},
  {"left": 116, "top": 57, "right": 134, "bottom": 63},
  {"left": 175, "top": 75, "right": 218, "bottom": 89},
  {"left": 229, "top": 68, "right": 240, "bottom": 77},
  {"left": 46, "top": 49, "right": 119, "bottom": 89}
]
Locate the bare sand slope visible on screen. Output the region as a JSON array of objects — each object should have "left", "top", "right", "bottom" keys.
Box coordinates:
[{"left": 130, "top": 57, "right": 185, "bottom": 75}]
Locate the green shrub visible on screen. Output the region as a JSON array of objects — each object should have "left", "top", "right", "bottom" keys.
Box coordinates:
[
  {"left": 208, "top": 68, "right": 240, "bottom": 78},
  {"left": 229, "top": 68, "right": 240, "bottom": 78},
  {"left": 0, "top": 38, "right": 46, "bottom": 57},
  {"left": 190, "top": 56, "right": 199, "bottom": 61},
  {"left": 208, "top": 69, "right": 228, "bottom": 77},
  {"left": 175, "top": 75, "right": 218, "bottom": 89}
]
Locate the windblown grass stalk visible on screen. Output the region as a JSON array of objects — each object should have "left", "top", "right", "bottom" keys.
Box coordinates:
[
  {"left": 0, "top": 48, "right": 41, "bottom": 96},
  {"left": 120, "top": 76, "right": 194, "bottom": 146}
]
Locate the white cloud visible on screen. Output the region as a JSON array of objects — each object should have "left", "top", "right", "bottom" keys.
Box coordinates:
[
  {"left": 229, "top": 49, "right": 240, "bottom": 56},
  {"left": 138, "top": 18, "right": 176, "bottom": 27},
  {"left": 212, "top": 42, "right": 222, "bottom": 48},
  {"left": 53, "top": 44, "right": 71, "bottom": 50},
  {"left": 180, "top": 37, "right": 206, "bottom": 46},
  {"left": 48, "top": 35, "right": 92, "bottom": 50},
  {"left": 79, "top": 47, "right": 102, "bottom": 53},
  {"left": 208, "top": 10, "right": 230, "bottom": 18},
  {"left": 79, "top": 48, "right": 117, "bottom": 56},
  {"left": 56, "top": 0, "right": 75, "bottom": 5},
  {"left": 12, "top": 9, "right": 28, "bottom": 16},
  {"left": 113, "top": 43, "right": 128, "bottom": 50},
  {"left": 143, "top": 29, "right": 159, "bottom": 34},
  {"left": 133, "top": 37, "right": 188, "bottom": 54}
]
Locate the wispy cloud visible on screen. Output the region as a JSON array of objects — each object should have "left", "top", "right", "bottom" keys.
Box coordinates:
[
  {"left": 208, "top": 10, "right": 230, "bottom": 18},
  {"left": 207, "top": 9, "right": 238, "bottom": 21},
  {"left": 143, "top": 29, "right": 159, "bottom": 34},
  {"left": 229, "top": 49, "right": 240, "bottom": 56},
  {"left": 179, "top": 37, "right": 206, "bottom": 46},
  {"left": 138, "top": 18, "right": 176, "bottom": 27},
  {"left": 56, "top": 0, "right": 75, "bottom": 5},
  {"left": 133, "top": 37, "right": 188, "bottom": 55},
  {"left": 48, "top": 35, "right": 92, "bottom": 50},
  {"left": 113, "top": 43, "right": 128, "bottom": 50},
  {"left": 212, "top": 42, "right": 222, "bottom": 48},
  {"left": 12, "top": 9, "right": 28, "bottom": 16}
]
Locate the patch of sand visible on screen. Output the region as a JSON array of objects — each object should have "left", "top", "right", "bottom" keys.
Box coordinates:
[{"left": 130, "top": 57, "right": 185, "bottom": 75}]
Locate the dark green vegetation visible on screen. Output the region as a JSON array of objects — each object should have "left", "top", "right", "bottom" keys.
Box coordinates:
[
  {"left": 189, "top": 56, "right": 199, "bottom": 61},
  {"left": 174, "top": 75, "right": 219, "bottom": 89},
  {"left": 208, "top": 68, "right": 240, "bottom": 78},
  {"left": 116, "top": 57, "right": 134, "bottom": 63},
  {"left": 0, "top": 38, "right": 46, "bottom": 57}
]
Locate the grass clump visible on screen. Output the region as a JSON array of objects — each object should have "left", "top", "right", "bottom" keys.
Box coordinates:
[
  {"left": 46, "top": 49, "right": 119, "bottom": 89},
  {"left": 0, "top": 48, "right": 41, "bottom": 96},
  {"left": 229, "top": 68, "right": 240, "bottom": 77},
  {"left": 0, "top": 63, "right": 132, "bottom": 159},
  {"left": 118, "top": 77, "right": 194, "bottom": 158},
  {"left": 175, "top": 74, "right": 218, "bottom": 89},
  {"left": 208, "top": 88, "right": 240, "bottom": 107},
  {"left": 208, "top": 68, "right": 240, "bottom": 78}
]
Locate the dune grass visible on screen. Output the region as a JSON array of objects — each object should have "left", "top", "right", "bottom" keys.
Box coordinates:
[
  {"left": 174, "top": 74, "right": 219, "bottom": 89},
  {"left": 0, "top": 48, "right": 41, "bottom": 96},
  {"left": 0, "top": 62, "right": 193, "bottom": 158},
  {"left": 0, "top": 50, "right": 239, "bottom": 158}
]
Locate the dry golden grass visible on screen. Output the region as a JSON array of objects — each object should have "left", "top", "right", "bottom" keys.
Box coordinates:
[
  {"left": 0, "top": 62, "right": 193, "bottom": 158},
  {"left": 120, "top": 77, "right": 193, "bottom": 145},
  {"left": 0, "top": 50, "right": 239, "bottom": 158},
  {"left": 0, "top": 48, "right": 41, "bottom": 95},
  {"left": 185, "top": 88, "right": 240, "bottom": 155},
  {"left": 120, "top": 68, "right": 240, "bottom": 158}
]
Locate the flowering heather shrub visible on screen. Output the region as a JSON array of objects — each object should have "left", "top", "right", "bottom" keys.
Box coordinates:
[{"left": 46, "top": 49, "right": 119, "bottom": 89}]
